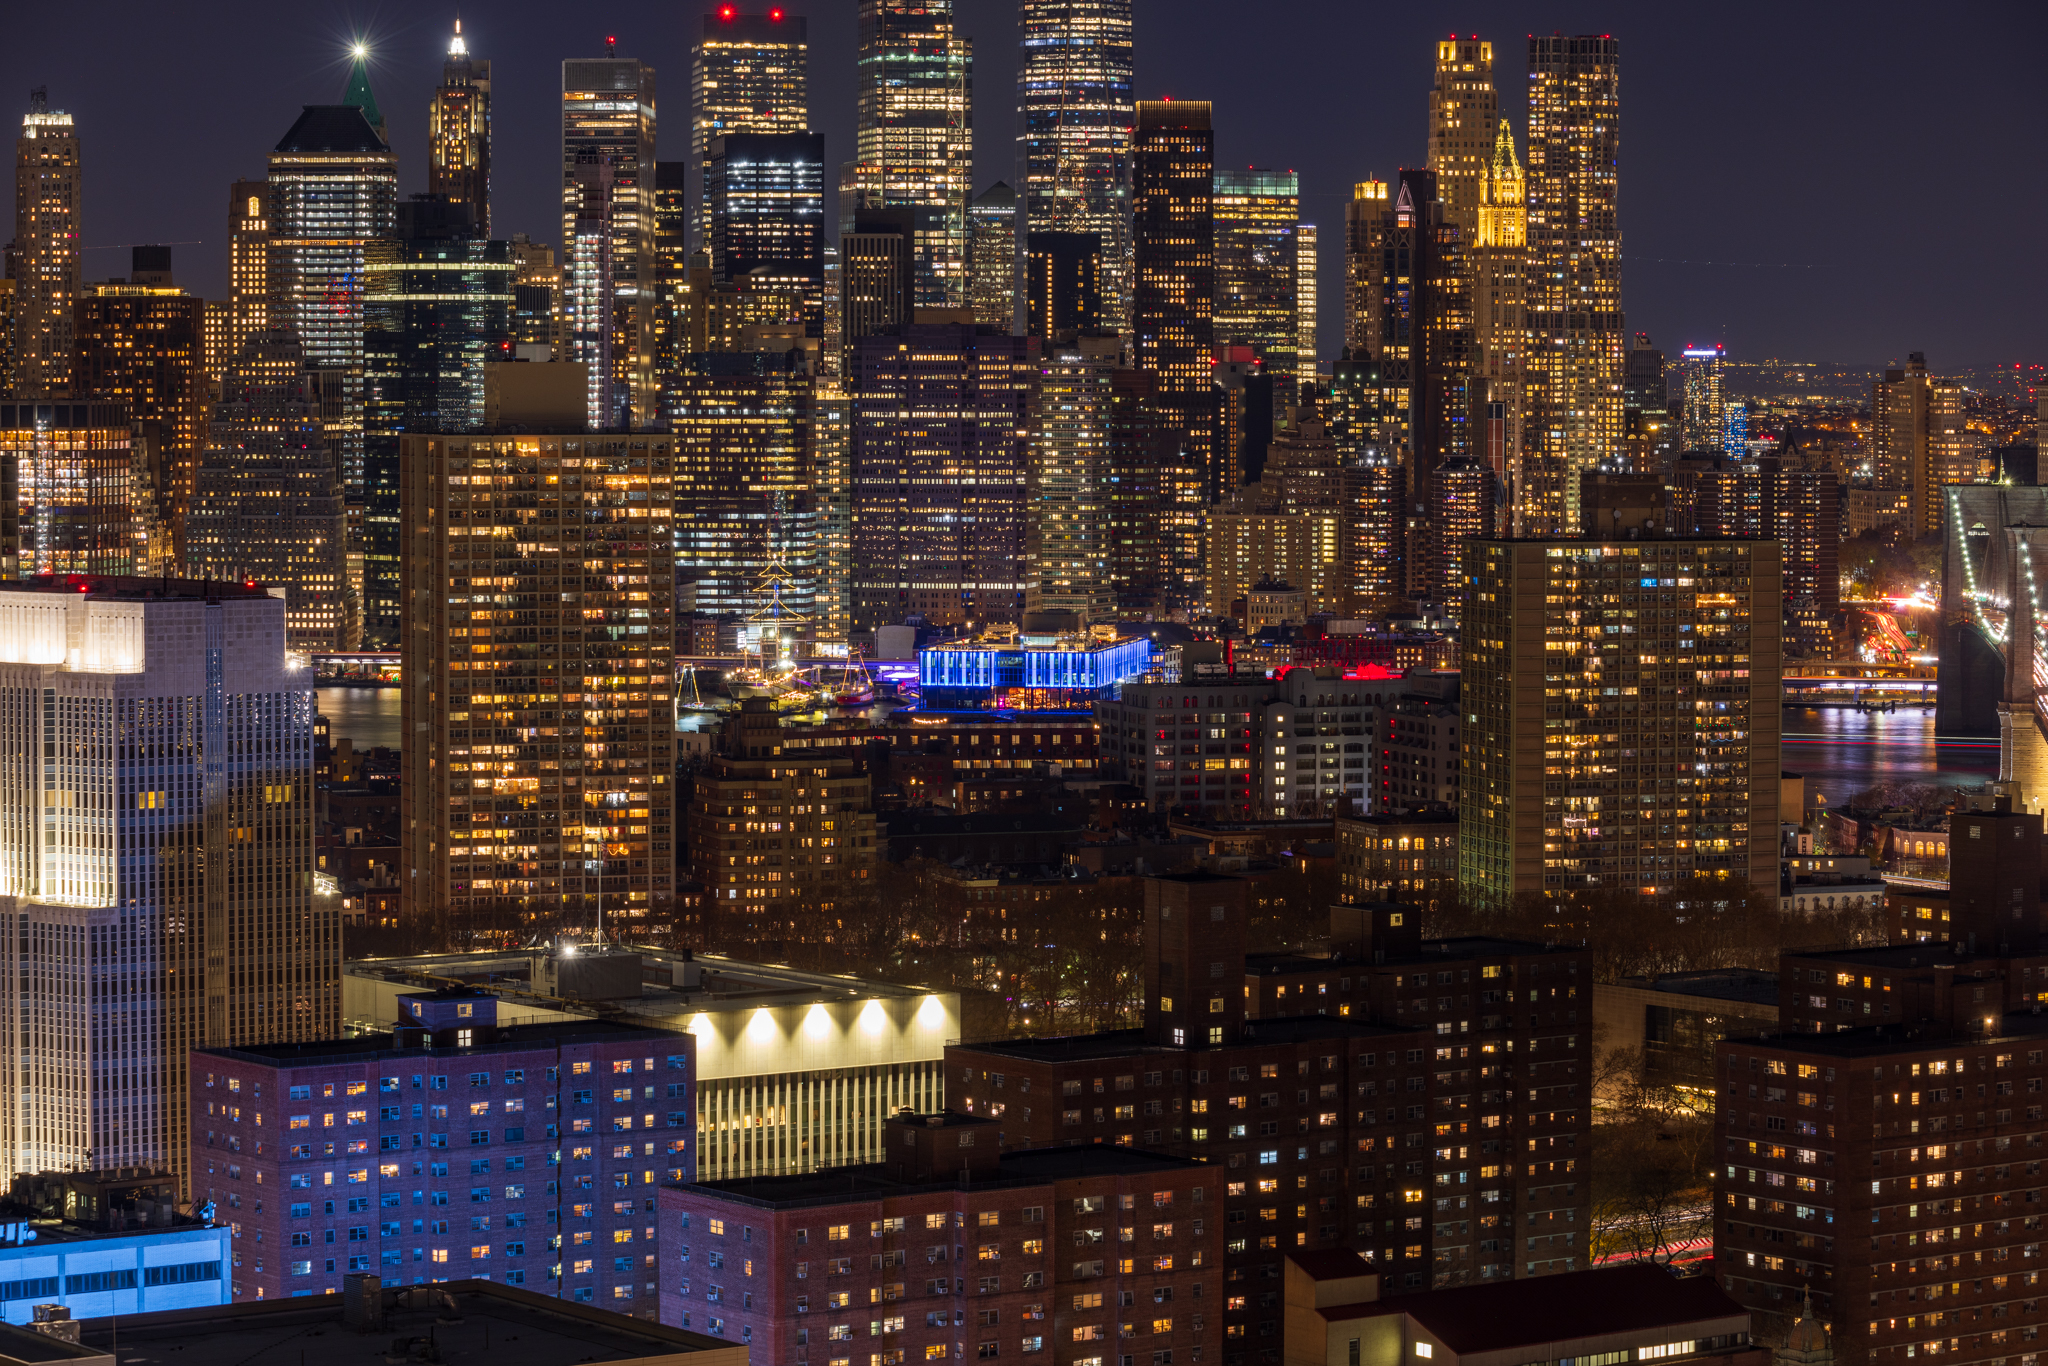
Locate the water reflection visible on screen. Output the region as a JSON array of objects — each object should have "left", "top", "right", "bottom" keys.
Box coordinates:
[
  {"left": 316, "top": 687, "right": 402, "bottom": 751},
  {"left": 1781, "top": 706, "right": 1997, "bottom": 806}
]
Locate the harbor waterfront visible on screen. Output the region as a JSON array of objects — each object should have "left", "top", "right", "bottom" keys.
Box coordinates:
[{"left": 1783, "top": 704, "right": 1997, "bottom": 805}]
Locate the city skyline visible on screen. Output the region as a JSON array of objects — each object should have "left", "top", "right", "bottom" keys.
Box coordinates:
[{"left": 3, "top": 0, "right": 2038, "bottom": 367}]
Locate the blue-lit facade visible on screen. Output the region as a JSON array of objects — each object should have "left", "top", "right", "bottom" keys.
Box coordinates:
[{"left": 918, "top": 636, "right": 1151, "bottom": 710}]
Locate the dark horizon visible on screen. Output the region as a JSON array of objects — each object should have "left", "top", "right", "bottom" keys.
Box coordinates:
[{"left": 6, "top": 0, "right": 2042, "bottom": 371}]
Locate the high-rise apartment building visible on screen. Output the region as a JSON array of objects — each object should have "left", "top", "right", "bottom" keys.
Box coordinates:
[
  {"left": 0, "top": 575, "right": 334, "bottom": 1192},
  {"left": 707, "top": 131, "right": 825, "bottom": 335},
  {"left": 1025, "top": 336, "right": 1114, "bottom": 622},
  {"left": 967, "top": 180, "right": 1019, "bottom": 330},
  {"left": 1206, "top": 409, "right": 1349, "bottom": 619},
  {"left": 400, "top": 385, "right": 676, "bottom": 945},
  {"left": 1023, "top": 230, "right": 1101, "bottom": 339},
  {"left": 227, "top": 180, "right": 269, "bottom": 373},
  {"left": 562, "top": 50, "right": 657, "bottom": 428},
  {"left": 428, "top": 20, "right": 492, "bottom": 237},
  {"left": 12, "top": 89, "right": 81, "bottom": 398},
  {"left": 1873, "top": 352, "right": 1969, "bottom": 536},
  {"left": 1427, "top": 37, "right": 1497, "bottom": 227},
  {"left": 1016, "top": 0, "right": 1133, "bottom": 328},
  {"left": 186, "top": 331, "right": 357, "bottom": 651},
  {"left": 1132, "top": 99, "right": 1215, "bottom": 610},
  {"left": 691, "top": 7, "right": 808, "bottom": 256},
  {"left": 361, "top": 199, "right": 514, "bottom": 647},
  {"left": 1213, "top": 169, "right": 1301, "bottom": 396},
  {"left": 266, "top": 101, "right": 398, "bottom": 499},
  {"left": 1459, "top": 536, "right": 1783, "bottom": 902},
  {"left": 74, "top": 265, "right": 207, "bottom": 553},
  {"left": 1105, "top": 366, "right": 1201, "bottom": 615},
  {"left": 1681, "top": 344, "right": 1727, "bottom": 453},
  {"left": 846, "top": 0, "right": 973, "bottom": 309},
  {"left": 0, "top": 399, "right": 144, "bottom": 576},
  {"left": 1525, "top": 35, "right": 1624, "bottom": 534},
  {"left": 849, "top": 320, "right": 1039, "bottom": 629}
]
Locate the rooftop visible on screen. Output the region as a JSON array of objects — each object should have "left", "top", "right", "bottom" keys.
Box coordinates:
[
  {"left": 1614, "top": 969, "right": 1781, "bottom": 1008},
  {"left": 58, "top": 1278, "right": 741, "bottom": 1366},
  {"left": 957, "top": 1015, "right": 1417, "bottom": 1063},
  {"left": 1317, "top": 1263, "right": 1747, "bottom": 1353},
  {"left": 1245, "top": 936, "right": 1576, "bottom": 977},
  {"left": 673, "top": 1144, "right": 1207, "bottom": 1210},
  {"left": 197, "top": 1017, "right": 679, "bottom": 1068},
  {"left": 1336, "top": 810, "right": 1460, "bottom": 828},
  {"left": 0, "top": 574, "right": 274, "bottom": 602},
  {"left": 1725, "top": 1012, "right": 2048, "bottom": 1059},
  {"left": 273, "top": 104, "right": 391, "bottom": 157}
]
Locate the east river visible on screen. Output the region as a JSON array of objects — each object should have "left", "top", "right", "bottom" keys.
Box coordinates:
[
  {"left": 317, "top": 686, "right": 402, "bottom": 752},
  {"left": 1782, "top": 705, "right": 1998, "bottom": 806}
]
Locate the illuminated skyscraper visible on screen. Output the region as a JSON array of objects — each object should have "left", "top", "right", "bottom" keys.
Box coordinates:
[
  {"left": 266, "top": 99, "right": 398, "bottom": 500},
  {"left": 968, "top": 181, "right": 1019, "bottom": 331},
  {"left": 74, "top": 258, "right": 205, "bottom": 557},
  {"left": 839, "top": 209, "right": 913, "bottom": 359},
  {"left": 845, "top": 0, "right": 973, "bottom": 310},
  {"left": 402, "top": 385, "right": 676, "bottom": 945},
  {"left": 1131, "top": 99, "right": 1214, "bottom": 611},
  {"left": 1295, "top": 223, "right": 1318, "bottom": 393},
  {"left": 226, "top": 180, "right": 269, "bottom": 372},
  {"left": 1026, "top": 337, "right": 1115, "bottom": 622},
  {"left": 691, "top": 7, "right": 808, "bottom": 255},
  {"left": 0, "top": 401, "right": 142, "bottom": 576},
  {"left": 1024, "top": 231, "right": 1100, "bottom": 339},
  {"left": 850, "top": 321, "right": 1038, "bottom": 629},
  {"left": 1681, "top": 343, "right": 1726, "bottom": 453},
  {"left": 1017, "top": 0, "right": 1133, "bottom": 329},
  {"left": 0, "top": 574, "right": 333, "bottom": 1193},
  {"left": 187, "top": 330, "right": 358, "bottom": 651},
  {"left": 708, "top": 132, "right": 825, "bottom": 335},
  {"left": 1472, "top": 118, "right": 1526, "bottom": 488},
  {"left": 1873, "top": 352, "right": 1968, "bottom": 536},
  {"left": 12, "top": 88, "right": 81, "bottom": 398},
  {"left": 428, "top": 20, "right": 492, "bottom": 236},
  {"left": 562, "top": 48, "right": 657, "bottom": 428},
  {"left": 1342, "top": 179, "right": 1387, "bottom": 359},
  {"left": 1525, "top": 34, "right": 1623, "bottom": 533},
  {"left": 1426, "top": 36, "right": 1497, "bottom": 228},
  {"left": 1213, "top": 168, "right": 1300, "bottom": 396}
]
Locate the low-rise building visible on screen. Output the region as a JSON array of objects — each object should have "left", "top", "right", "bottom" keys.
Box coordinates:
[
  {"left": 1335, "top": 812, "right": 1458, "bottom": 909},
  {"left": 193, "top": 990, "right": 691, "bottom": 1311},
  {"left": 658, "top": 1111, "right": 1222, "bottom": 1360},
  {"left": 0, "top": 1169, "right": 231, "bottom": 1322},
  {"left": 345, "top": 947, "right": 957, "bottom": 1183},
  {"left": 1591, "top": 970, "right": 1780, "bottom": 1098}
]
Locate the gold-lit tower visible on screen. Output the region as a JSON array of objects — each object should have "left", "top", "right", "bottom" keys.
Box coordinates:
[
  {"left": 1474, "top": 118, "right": 1527, "bottom": 528},
  {"left": 429, "top": 20, "right": 492, "bottom": 235},
  {"left": 12, "top": 88, "right": 81, "bottom": 397},
  {"left": 1427, "top": 36, "right": 1496, "bottom": 229}
]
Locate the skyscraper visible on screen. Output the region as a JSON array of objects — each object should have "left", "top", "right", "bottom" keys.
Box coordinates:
[
  {"left": 1525, "top": 34, "right": 1623, "bottom": 534},
  {"left": 1296, "top": 222, "right": 1318, "bottom": 393},
  {"left": 707, "top": 131, "right": 825, "bottom": 334},
  {"left": 226, "top": 179, "right": 269, "bottom": 373},
  {"left": 1460, "top": 535, "right": 1782, "bottom": 902},
  {"left": 1873, "top": 352, "right": 1969, "bottom": 536},
  {"left": 401, "top": 378, "right": 676, "bottom": 945},
  {"left": 1212, "top": 168, "right": 1300, "bottom": 394},
  {"left": 266, "top": 99, "right": 398, "bottom": 499},
  {"left": 846, "top": 0, "right": 973, "bottom": 309},
  {"left": 1426, "top": 37, "right": 1497, "bottom": 227},
  {"left": 1023, "top": 230, "right": 1101, "bottom": 339},
  {"left": 691, "top": 7, "right": 808, "bottom": 255},
  {"left": 186, "top": 331, "right": 358, "bottom": 651},
  {"left": 1341, "top": 179, "right": 1387, "bottom": 362},
  {"left": 839, "top": 209, "right": 914, "bottom": 359},
  {"left": 1681, "top": 343, "right": 1726, "bottom": 453},
  {"left": 1473, "top": 119, "right": 1526, "bottom": 515},
  {"left": 1016, "top": 0, "right": 1133, "bottom": 328},
  {"left": 1026, "top": 337, "right": 1114, "bottom": 622},
  {"left": 850, "top": 320, "right": 1038, "bottom": 628},
  {"left": 1131, "top": 99, "right": 1215, "bottom": 612},
  {"left": 1622, "top": 330, "right": 1665, "bottom": 417},
  {"left": 361, "top": 198, "right": 514, "bottom": 646},
  {"left": 0, "top": 400, "right": 143, "bottom": 576},
  {"left": 0, "top": 574, "right": 333, "bottom": 1192},
  {"left": 12, "top": 88, "right": 81, "bottom": 398},
  {"left": 428, "top": 20, "right": 492, "bottom": 236},
  {"left": 967, "top": 181, "right": 1019, "bottom": 330},
  {"left": 562, "top": 48, "right": 657, "bottom": 428}
]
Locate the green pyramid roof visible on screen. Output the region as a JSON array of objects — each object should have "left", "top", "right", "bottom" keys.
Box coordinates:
[{"left": 342, "top": 53, "right": 386, "bottom": 142}]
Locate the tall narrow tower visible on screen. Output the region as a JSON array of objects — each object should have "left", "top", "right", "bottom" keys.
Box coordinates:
[
  {"left": 1524, "top": 34, "right": 1623, "bottom": 534},
  {"left": 562, "top": 46, "right": 657, "bottom": 428},
  {"left": 691, "top": 7, "right": 808, "bottom": 256},
  {"left": 845, "top": 0, "right": 973, "bottom": 310},
  {"left": 1017, "top": 0, "right": 1134, "bottom": 329},
  {"left": 12, "top": 88, "right": 82, "bottom": 397},
  {"left": 429, "top": 20, "right": 492, "bottom": 236},
  {"left": 227, "top": 179, "right": 270, "bottom": 370},
  {"left": 1473, "top": 118, "right": 1527, "bottom": 521},
  {"left": 1427, "top": 36, "right": 1497, "bottom": 229}
]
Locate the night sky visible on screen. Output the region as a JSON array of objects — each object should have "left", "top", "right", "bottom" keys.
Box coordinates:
[{"left": 7, "top": 0, "right": 2043, "bottom": 368}]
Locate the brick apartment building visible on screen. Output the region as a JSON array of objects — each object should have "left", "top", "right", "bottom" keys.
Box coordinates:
[
  {"left": 659, "top": 1110, "right": 1221, "bottom": 1363},
  {"left": 1715, "top": 796, "right": 2048, "bottom": 1361},
  {"left": 947, "top": 872, "right": 1593, "bottom": 1361},
  {"left": 193, "top": 990, "right": 691, "bottom": 1313}
]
